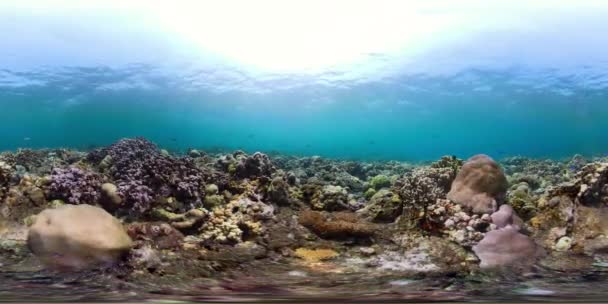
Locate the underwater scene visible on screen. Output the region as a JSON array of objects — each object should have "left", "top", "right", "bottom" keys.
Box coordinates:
[{"left": 2, "top": 0, "right": 608, "bottom": 302}]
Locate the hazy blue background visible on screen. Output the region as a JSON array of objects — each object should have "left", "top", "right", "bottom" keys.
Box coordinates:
[{"left": 1, "top": 0, "right": 607, "bottom": 160}]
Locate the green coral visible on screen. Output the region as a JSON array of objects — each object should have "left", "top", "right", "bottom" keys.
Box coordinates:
[
  {"left": 361, "top": 189, "right": 402, "bottom": 222},
  {"left": 508, "top": 182, "right": 537, "bottom": 219},
  {"left": 204, "top": 194, "right": 226, "bottom": 209},
  {"left": 364, "top": 188, "right": 377, "bottom": 200},
  {"left": 369, "top": 174, "right": 391, "bottom": 190}
]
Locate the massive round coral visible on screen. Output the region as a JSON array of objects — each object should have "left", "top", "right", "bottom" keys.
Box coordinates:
[{"left": 447, "top": 154, "right": 508, "bottom": 214}]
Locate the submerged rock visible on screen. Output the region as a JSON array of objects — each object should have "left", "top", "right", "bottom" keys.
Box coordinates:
[
  {"left": 27, "top": 204, "right": 132, "bottom": 270},
  {"left": 447, "top": 154, "right": 508, "bottom": 214}
]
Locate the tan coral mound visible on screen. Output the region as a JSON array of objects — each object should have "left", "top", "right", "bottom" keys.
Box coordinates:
[
  {"left": 27, "top": 204, "right": 132, "bottom": 270},
  {"left": 447, "top": 154, "right": 508, "bottom": 214}
]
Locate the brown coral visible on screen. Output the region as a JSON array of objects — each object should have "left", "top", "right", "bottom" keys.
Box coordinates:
[
  {"left": 447, "top": 154, "right": 508, "bottom": 214},
  {"left": 298, "top": 209, "right": 375, "bottom": 239}
]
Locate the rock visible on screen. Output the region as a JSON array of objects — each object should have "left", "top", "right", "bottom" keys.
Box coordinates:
[
  {"left": 447, "top": 154, "right": 508, "bottom": 214},
  {"left": 130, "top": 246, "right": 162, "bottom": 270},
  {"left": 27, "top": 204, "right": 132, "bottom": 270},
  {"left": 555, "top": 236, "right": 572, "bottom": 252},
  {"left": 472, "top": 225, "right": 542, "bottom": 269},
  {"left": 359, "top": 189, "right": 402, "bottom": 222},
  {"left": 100, "top": 182, "right": 123, "bottom": 208}
]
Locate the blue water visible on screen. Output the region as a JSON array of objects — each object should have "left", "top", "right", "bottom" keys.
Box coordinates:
[
  {"left": 1, "top": 2, "right": 608, "bottom": 161},
  {"left": 1, "top": 67, "right": 607, "bottom": 160}
]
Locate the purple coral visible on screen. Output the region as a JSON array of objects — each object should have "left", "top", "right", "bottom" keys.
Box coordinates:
[
  {"left": 49, "top": 167, "right": 102, "bottom": 204},
  {"left": 101, "top": 138, "right": 205, "bottom": 212},
  {"left": 235, "top": 152, "right": 275, "bottom": 178}
]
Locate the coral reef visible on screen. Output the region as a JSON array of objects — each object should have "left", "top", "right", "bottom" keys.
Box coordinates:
[
  {"left": 0, "top": 161, "right": 12, "bottom": 201},
  {"left": 425, "top": 199, "right": 494, "bottom": 247},
  {"left": 94, "top": 138, "right": 206, "bottom": 212},
  {"left": 48, "top": 166, "right": 103, "bottom": 204},
  {"left": 359, "top": 189, "right": 402, "bottom": 222},
  {"left": 309, "top": 185, "right": 350, "bottom": 211},
  {"left": 126, "top": 222, "right": 184, "bottom": 249},
  {"left": 447, "top": 154, "right": 508, "bottom": 214},
  {"left": 393, "top": 166, "right": 456, "bottom": 229},
  {"left": 4, "top": 137, "right": 608, "bottom": 291},
  {"left": 368, "top": 174, "right": 392, "bottom": 190}
]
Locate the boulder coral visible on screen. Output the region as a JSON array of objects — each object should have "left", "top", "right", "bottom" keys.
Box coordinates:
[
  {"left": 473, "top": 225, "right": 541, "bottom": 269},
  {"left": 473, "top": 205, "right": 541, "bottom": 269},
  {"left": 27, "top": 204, "right": 132, "bottom": 270},
  {"left": 447, "top": 154, "right": 508, "bottom": 214}
]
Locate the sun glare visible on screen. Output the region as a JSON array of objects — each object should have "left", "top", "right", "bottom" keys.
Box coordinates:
[{"left": 150, "top": 0, "right": 448, "bottom": 73}]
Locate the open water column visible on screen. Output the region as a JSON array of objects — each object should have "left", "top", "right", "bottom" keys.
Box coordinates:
[{"left": 1, "top": 0, "right": 608, "bottom": 302}]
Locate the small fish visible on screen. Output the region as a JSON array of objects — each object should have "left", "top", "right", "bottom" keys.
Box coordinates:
[
  {"left": 23, "top": 137, "right": 31, "bottom": 141},
  {"left": 368, "top": 140, "right": 376, "bottom": 145},
  {"left": 247, "top": 134, "right": 255, "bottom": 139},
  {"left": 170, "top": 138, "right": 177, "bottom": 142}
]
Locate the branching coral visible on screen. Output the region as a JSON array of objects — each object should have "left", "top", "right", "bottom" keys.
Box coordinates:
[
  {"left": 393, "top": 166, "right": 456, "bottom": 229},
  {"left": 0, "top": 161, "right": 12, "bottom": 201},
  {"left": 48, "top": 167, "right": 102, "bottom": 204},
  {"left": 91, "top": 138, "right": 206, "bottom": 212},
  {"left": 199, "top": 197, "right": 274, "bottom": 244}
]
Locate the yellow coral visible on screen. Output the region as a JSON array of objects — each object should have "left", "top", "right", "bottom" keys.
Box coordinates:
[{"left": 294, "top": 248, "right": 338, "bottom": 263}]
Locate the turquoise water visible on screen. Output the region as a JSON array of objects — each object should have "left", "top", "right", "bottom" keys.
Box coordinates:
[{"left": 2, "top": 68, "right": 608, "bottom": 160}]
